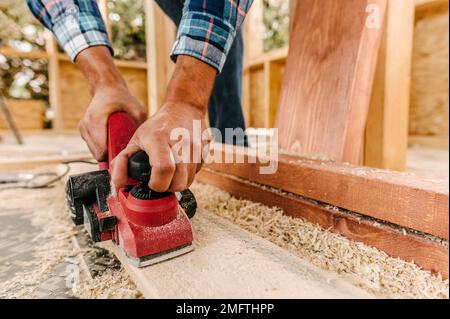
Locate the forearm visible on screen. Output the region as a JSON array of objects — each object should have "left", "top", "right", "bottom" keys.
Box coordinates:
[
  {"left": 164, "top": 55, "right": 217, "bottom": 114},
  {"left": 75, "top": 46, "right": 126, "bottom": 95}
]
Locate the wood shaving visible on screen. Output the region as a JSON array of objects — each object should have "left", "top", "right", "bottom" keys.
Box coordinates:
[
  {"left": 191, "top": 182, "right": 449, "bottom": 299},
  {"left": 0, "top": 166, "right": 140, "bottom": 299}
]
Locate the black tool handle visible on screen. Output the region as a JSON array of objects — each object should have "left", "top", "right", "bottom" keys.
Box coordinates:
[{"left": 128, "top": 151, "right": 152, "bottom": 183}]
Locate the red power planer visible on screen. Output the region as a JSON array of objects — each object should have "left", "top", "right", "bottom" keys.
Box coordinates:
[{"left": 65, "top": 112, "right": 196, "bottom": 267}]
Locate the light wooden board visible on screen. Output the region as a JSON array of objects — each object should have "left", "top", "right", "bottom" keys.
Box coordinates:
[
  {"left": 197, "top": 169, "right": 449, "bottom": 278},
  {"left": 105, "top": 211, "right": 374, "bottom": 299},
  {"left": 276, "top": 0, "right": 387, "bottom": 164},
  {"left": 364, "top": 0, "right": 415, "bottom": 171},
  {"left": 58, "top": 59, "right": 148, "bottom": 129},
  {"left": 204, "top": 145, "right": 449, "bottom": 240}
]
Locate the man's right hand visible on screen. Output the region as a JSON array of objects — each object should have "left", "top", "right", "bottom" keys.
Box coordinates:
[{"left": 75, "top": 46, "right": 147, "bottom": 161}]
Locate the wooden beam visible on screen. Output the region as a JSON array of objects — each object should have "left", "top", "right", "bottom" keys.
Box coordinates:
[
  {"left": 197, "top": 169, "right": 449, "bottom": 278},
  {"left": 103, "top": 212, "right": 373, "bottom": 298},
  {"left": 0, "top": 47, "right": 48, "bottom": 59},
  {"left": 203, "top": 145, "right": 449, "bottom": 240},
  {"left": 364, "top": 0, "right": 415, "bottom": 171},
  {"left": 144, "top": 1, "right": 176, "bottom": 115},
  {"left": 44, "top": 31, "right": 63, "bottom": 131},
  {"left": 276, "top": 0, "right": 387, "bottom": 164},
  {"left": 97, "top": 0, "right": 112, "bottom": 37}
]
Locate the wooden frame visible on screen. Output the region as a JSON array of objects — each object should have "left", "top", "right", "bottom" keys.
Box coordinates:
[{"left": 242, "top": 0, "right": 448, "bottom": 170}]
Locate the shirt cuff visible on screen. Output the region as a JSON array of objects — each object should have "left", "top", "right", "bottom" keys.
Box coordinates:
[
  {"left": 171, "top": 12, "right": 235, "bottom": 73},
  {"left": 52, "top": 12, "right": 113, "bottom": 61}
]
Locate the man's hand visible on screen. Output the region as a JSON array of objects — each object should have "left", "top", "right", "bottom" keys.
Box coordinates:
[
  {"left": 75, "top": 46, "right": 147, "bottom": 161},
  {"left": 111, "top": 103, "right": 206, "bottom": 192},
  {"left": 111, "top": 55, "right": 217, "bottom": 193}
]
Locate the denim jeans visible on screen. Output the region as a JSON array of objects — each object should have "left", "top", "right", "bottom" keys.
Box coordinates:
[{"left": 155, "top": 0, "right": 248, "bottom": 146}]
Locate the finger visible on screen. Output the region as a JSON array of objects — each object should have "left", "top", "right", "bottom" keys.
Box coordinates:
[
  {"left": 143, "top": 141, "right": 175, "bottom": 192},
  {"left": 87, "top": 116, "right": 108, "bottom": 161},
  {"left": 80, "top": 122, "right": 104, "bottom": 161},
  {"left": 168, "top": 163, "right": 189, "bottom": 192},
  {"left": 186, "top": 163, "right": 198, "bottom": 188},
  {"left": 111, "top": 142, "right": 141, "bottom": 189}
]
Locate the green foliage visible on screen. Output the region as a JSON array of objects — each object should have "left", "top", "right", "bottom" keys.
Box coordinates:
[
  {"left": 263, "top": 0, "right": 290, "bottom": 52},
  {"left": 109, "top": 0, "right": 146, "bottom": 61},
  {"left": 0, "top": 0, "right": 46, "bottom": 51},
  {"left": 0, "top": 55, "right": 49, "bottom": 100}
]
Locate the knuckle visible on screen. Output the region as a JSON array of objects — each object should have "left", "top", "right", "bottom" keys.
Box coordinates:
[
  {"left": 152, "top": 129, "right": 168, "bottom": 140},
  {"left": 154, "top": 162, "right": 175, "bottom": 175}
]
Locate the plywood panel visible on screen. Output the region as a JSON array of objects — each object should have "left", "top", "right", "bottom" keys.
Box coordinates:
[
  {"left": 410, "top": 5, "right": 449, "bottom": 137},
  {"left": 276, "top": 0, "right": 387, "bottom": 164},
  {"left": 58, "top": 59, "right": 148, "bottom": 129},
  {"left": 0, "top": 99, "right": 45, "bottom": 130}
]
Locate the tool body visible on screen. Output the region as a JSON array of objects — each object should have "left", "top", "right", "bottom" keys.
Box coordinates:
[{"left": 66, "top": 112, "right": 195, "bottom": 267}]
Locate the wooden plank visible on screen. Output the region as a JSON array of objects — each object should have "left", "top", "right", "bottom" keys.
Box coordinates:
[
  {"left": 276, "top": 0, "right": 387, "bottom": 164},
  {"left": 197, "top": 169, "right": 449, "bottom": 278},
  {"left": 103, "top": 211, "right": 373, "bottom": 298},
  {"left": 364, "top": 0, "right": 415, "bottom": 171},
  {"left": 203, "top": 145, "right": 449, "bottom": 240}
]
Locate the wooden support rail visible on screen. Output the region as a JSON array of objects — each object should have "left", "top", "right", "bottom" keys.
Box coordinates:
[{"left": 203, "top": 145, "right": 449, "bottom": 240}]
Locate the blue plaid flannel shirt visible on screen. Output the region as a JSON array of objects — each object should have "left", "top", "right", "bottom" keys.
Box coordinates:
[{"left": 27, "top": 0, "right": 253, "bottom": 72}]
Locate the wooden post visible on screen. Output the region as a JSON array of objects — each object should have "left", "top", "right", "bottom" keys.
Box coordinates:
[
  {"left": 97, "top": 0, "right": 112, "bottom": 37},
  {"left": 364, "top": 0, "right": 415, "bottom": 171},
  {"left": 45, "top": 31, "right": 62, "bottom": 131},
  {"left": 289, "top": 0, "right": 298, "bottom": 31},
  {"left": 144, "top": 1, "right": 176, "bottom": 116},
  {"left": 243, "top": 0, "right": 264, "bottom": 126}
]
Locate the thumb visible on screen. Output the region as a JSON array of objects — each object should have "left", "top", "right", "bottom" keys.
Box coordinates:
[{"left": 111, "top": 141, "right": 141, "bottom": 189}]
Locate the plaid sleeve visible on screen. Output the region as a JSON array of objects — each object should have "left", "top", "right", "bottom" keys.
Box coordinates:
[
  {"left": 26, "top": 0, "right": 113, "bottom": 61},
  {"left": 172, "top": 0, "right": 254, "bottom": 73}
]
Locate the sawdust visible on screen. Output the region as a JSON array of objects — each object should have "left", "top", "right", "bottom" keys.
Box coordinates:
[
  {"left": 0, "top": 165, "right": 140, "bottom": 299},
  {"left": 74, "top": 268, "right": 142, "bottom": 299},
  {"left": 191, "top": 182, "right": 449, "bottom": 299}
]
